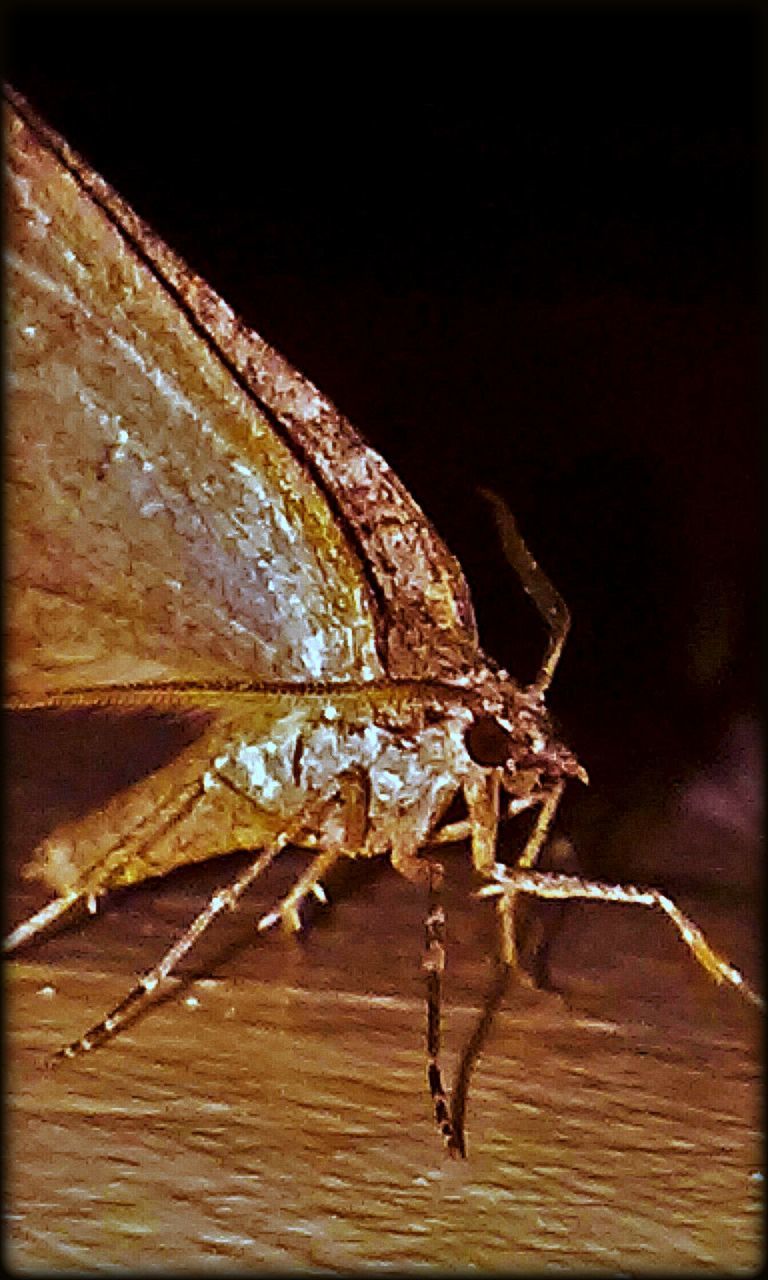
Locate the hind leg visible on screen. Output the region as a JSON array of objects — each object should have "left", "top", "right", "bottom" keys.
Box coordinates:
[{"left": 47, "top": 769, "right": 379, "bottom": 1062}]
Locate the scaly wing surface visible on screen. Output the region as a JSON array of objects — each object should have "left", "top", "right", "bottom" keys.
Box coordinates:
[{"left": 6, "top": 89, "right": 480, "bottom": 704}]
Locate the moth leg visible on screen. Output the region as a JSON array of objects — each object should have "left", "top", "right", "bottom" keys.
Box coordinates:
[
  {"left": 423, "top": 860, "right": 458, "bottom": 1152},
  {"left": 422, "top": 790, "right": 544, "bottom": 1152},
  {"left": 50, "top": 769, "right": 363, "bottom": 1063},
  {"left": 450, "top": 768, "right": 563, "bottom": 1141},
  {"left": 427, "top": 818, "right": 472, "bottom": 846},
  {"left": 465, "top": 767, "right": 552, "bottom": 972},
  {"left": 422, "top": 857, "right": 504, "bottom": 1161},
  {"left": 6, "top": 891, "right": 87, "bottom": 953},
  {"left": 389, "top": 828, "right": 475, "bottom": 1154},
  {"left": 494, "top": 781, "right": 566, "bottom": 970},
  {"left": 426, "top": 788, "right": 542, "bottom": 849},
  {"left": 437, "top": 770, "right": 543, "bottom": 1157},
  {"left": 465, "top": 770, "right": 502, "bottom": 876},
  {"left": 423, "top": 786, "right": 535, "bottom": 1156},
  {"left": 53, "top": 837, "right": 292, "bottom": 1063},
  {"left": 256, "top": 847, "right": 343, "bottom": 934},
  {"left": 445, "top": 958, "right": 513, "bottom": 1160},
  {"left": 511, "top": 832, "right": 580, "bottom": 994},
  {"left": 478, "top": 869, "right": 763, "bottom": 1008},
  {"left": 442, "top": 807, "right": 571, "bottom": 1158},
  {"left": 256, "top": 766, "right": 371, "bottom": 934}
]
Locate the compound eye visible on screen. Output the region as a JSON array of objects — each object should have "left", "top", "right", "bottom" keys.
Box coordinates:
[{"left": 464, "top": 715, "right": 514, "bottom": 767}]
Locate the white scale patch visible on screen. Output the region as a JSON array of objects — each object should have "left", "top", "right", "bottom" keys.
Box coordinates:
[{"left": 300, "top": 629, "right": 327, "bottom": 677}]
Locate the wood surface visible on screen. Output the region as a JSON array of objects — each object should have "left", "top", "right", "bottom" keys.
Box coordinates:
[{"left": 7, "top": 712, "right": 762, "bottom": 1272}]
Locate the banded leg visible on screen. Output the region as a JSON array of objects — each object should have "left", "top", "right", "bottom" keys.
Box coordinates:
[
  {"left": 50, "top": 774, "right": 367, "bottom": 1063},
  {"left": 478, "top": 868, "right": 763, "bottom": 1008},
  {"left": 53, "top": 837, "right": 290, "bottom": 1062},
  {"left": 423, "top": 860, "right": 458, "bottom": 1152}
]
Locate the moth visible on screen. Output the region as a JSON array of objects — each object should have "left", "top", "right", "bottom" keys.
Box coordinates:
[{"left": 5, "top": 86, "right": 760, "bottom": 1158}]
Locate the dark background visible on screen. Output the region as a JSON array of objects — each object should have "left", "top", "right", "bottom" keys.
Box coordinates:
[{"left": 6, "top": 1, "right": 762, "bottom": 880}]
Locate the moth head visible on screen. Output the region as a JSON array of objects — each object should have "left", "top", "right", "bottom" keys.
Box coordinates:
[{"left": 464, "top": 703, "right": 586, "bottom": 790}]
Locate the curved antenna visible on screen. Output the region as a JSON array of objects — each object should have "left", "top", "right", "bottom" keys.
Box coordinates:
[{"left": 478, "top": 488, "right": 570, "bottom": 695}]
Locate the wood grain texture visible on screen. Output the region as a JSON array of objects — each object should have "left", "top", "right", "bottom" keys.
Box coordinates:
[{"left": 8, "top": 715, "right": 762, "bottom": 1272}]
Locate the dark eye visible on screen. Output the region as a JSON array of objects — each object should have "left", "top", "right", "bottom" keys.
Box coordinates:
[{"left": 464, "top": 715, "right": 514, "bottom": 767}]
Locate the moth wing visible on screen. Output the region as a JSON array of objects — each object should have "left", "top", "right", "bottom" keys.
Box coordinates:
[
  {"left": 7, "top": 93, "right": 385, "bottom": 699},
  {"left": 6, "top": 90, "right": 481, "bottom": 704}
]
